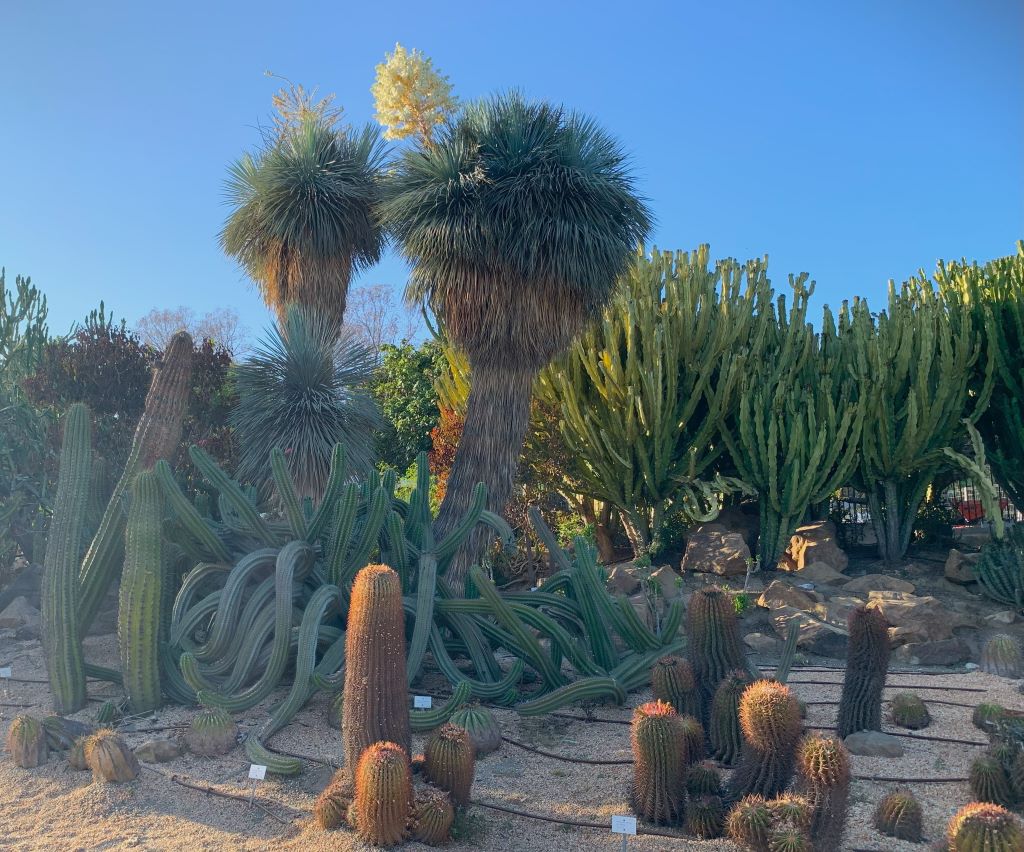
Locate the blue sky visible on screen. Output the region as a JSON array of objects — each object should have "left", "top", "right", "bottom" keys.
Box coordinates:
[{"left": 2, "top": 0, "right": 1021, "bottom": 342}]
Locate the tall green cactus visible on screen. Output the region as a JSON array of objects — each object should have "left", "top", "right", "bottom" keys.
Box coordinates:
[
  {"left": 837, "top": 605, "right": 890, "bottom": 737},
  {"left": 630, "top": 700, "right": 687, "bottom": 825},
  {"left": 728, "top": 680, "right": 803, "bottom": 800},
  {"left": 687, "top": 587, "right": 750, "bottom": 719},
  {"left": 119, "top": 469, "right": 165, "bottom": 714},
  {"left": 41, "top": 402, "right": 92, "bottom": 713}
]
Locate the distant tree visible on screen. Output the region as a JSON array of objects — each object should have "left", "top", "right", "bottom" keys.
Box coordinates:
[
  {"left": 372, "top": 340, "right": 443, "bottom": 472},
  {"left": 343, "top": 284, "right": 420, "bottom": 351},
  {"left": 136, "top": 305, "right": 247, "bottom": 355},
  {"left": 371, "top": 44, "right": 457, "bottom": 147}
]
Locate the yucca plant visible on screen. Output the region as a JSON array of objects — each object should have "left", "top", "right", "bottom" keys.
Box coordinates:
[
  {"left": 381, "top": 91, "right": 651, "bottom": 582},
  {"left": 221, "top": 114, "right": 386, "bottom": 332},
  {"left": 231, "top": 308, "right": 383, "bottom": 498}
]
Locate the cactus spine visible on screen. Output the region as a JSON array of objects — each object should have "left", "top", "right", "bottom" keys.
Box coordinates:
[
  {"left": 118, "top": 469, "right": 165, "bottom": 714},
  {"left": 679, "top": 715, "right": 706, "bottom": 765},
  {"left": 873, "top": 789, "right": 922, "bottom": 841},
  {"left": 79, "top": 330, "right": 193, "bottom": 633},
  {"left": 342, "top": 564, "right": 410, "bottom": 773},
  {"left": 630, "top": 700, "right": 687, "bottom": 825},
  {"left": 686, "top": 763, "right": 722, "bottom": 798},
  {"left": 84, "top": 729, "right": 140, "bottom": 782},
  {"left": 974, "top": 702, "right": 1006, "bottom": 731},
  {"left": 41, "top": 402, "right": 92, "bottom": 713},
  {"left": 889, "top": 692, "right": 930, "bottom": 729},
  {"left": 652, "top": 655, "right": 700, "bottom": 718},
  {"left": 423, "top": 723, "right": 476, "bottom": 808},
  {"left": 726, "top": 794, "right": 772, "bottom": 851},
  {"left": 710, "top": 670, "right": 749, "bottom": 765},
  {"left": 836, "top": 605, "right": 890, "bottom": 737},
  {"left": 970, "top": 755, "right": 1016, "bottom": 808},
  {"left": 413, "top": 788, "right": 456, "bottom": 846},
  {"left": 795, "top": 734, "right": 850, "bottom": 848},
  {"left": 6, "top": 714, "right": 48, "bottom": 768},
  {"left": 947, "top": 802, "right": 1024, "bottom": 852},
  {"left": 728, "top": 680, "right": 802, "bottom": 800},
  {"left": 351, "top": 742, "right": 413, "bottom": 847},
  {"left": 687, "top": 587, "right": 749, "bottom": 718}
]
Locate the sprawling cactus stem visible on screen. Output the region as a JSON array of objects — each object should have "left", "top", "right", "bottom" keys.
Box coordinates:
[
  {"left": 424, "top": 723, "right": 475, "bottom": 808},
  {"left": 342, "top": 565, "right": 410, "bottom": 772},
  {"left": 947, "top": 802, "right": 1024, "bottom": 851},
  {"left": 630, "top": 700, "right": 687, "bottom": 825},
  {"left": 413, "top": 787, "right": 456, "bottom": 846},
  {"left": 41, "top": 402, "right": 92, "bottom": 713},
  {"left": 795, "top": 734, "right": 850, "bottom": 848},
  {"left": 981, "top": 634, "right": 1023, "bottom": 678},
  {"left": 84, "top": 728, "right": 140, "bottom": 782},
  {"left": 652, "top": 655, "right": 701, "bottom": 718},
  {"left": 889, "top": 692, "right": 930, "bottom": 729},
  {"left": 726, "top": 794, "right": 772, "bottom": 851},
  {"left": 118, "top": 469, "right": 165, "bottom": 714},
  {"left": 351, "top": 742, "right": 413, "bottom": 847},
  {"left": 6, "top": 714, "right": 48, "bottom": 768},
  {"left": 728, "top": 680, "right": 803, "bottom": 800},
  {"left": 79, "top": 330, "right": 193, "bottom": 634},
  {"left": 970, "top": 756, "right": 1016, "bottom": 808},
  {"left": 710, "top": 670, "right": 749, "bottom": 766},
  {"left": 873, "top": 789, "right": 922, "bottom": 841},
  {"left": 836, "top": 605, "right": 890, "bottom": 737},
  {"left": 687, "top": 587, "right": 748, "bottom": 719}
]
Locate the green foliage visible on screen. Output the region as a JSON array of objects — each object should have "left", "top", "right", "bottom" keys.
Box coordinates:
[
  {"left": 372, "top": 340, "right": 443, "bottom": 472},
  {"left": 0, "top": 268, "right": 49, "bottom": 383}
]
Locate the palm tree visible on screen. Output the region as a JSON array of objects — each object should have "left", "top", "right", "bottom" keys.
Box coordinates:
[
  {"left": 221, "top": 115, "right": 386, "bottom": 333},
  {"left": 381, "top": 92, "right": 651, "bottom": 582}
]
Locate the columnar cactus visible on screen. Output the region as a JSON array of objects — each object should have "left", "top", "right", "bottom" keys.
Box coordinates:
[
  {"left": 795, "top": 734, "right": 850, "bottom": 848},
  {"left": 342, "top": 564, "right": 410, "bottom": 773},
  {"left": 873, "top": 789, "right": 923, "bottom": 841},
  {"left": 41, "top": 402, "right": 92, "bottom": 713},
  {"left": 95, "top": 700, "right": 120, "bottom": 726},
  {"left": 970, "top": 755, "right": 1016, "bottom": 808},
  {"left": 728, "top": 680, "right": 803, "bottom": 800},
  {"left": 710, "top": 670, "right": 749, "bottom": 765},
  {"left": 836, "top": 605, "right": 890, "bottom": 737},
  {"left": 412, "top": 787, "right": 456, "bottom": 846},
  {"left": 184, "top": 706, "right": 238, "bottom": 756},
  {"left": 981, "top": 634, "right": 1024, "bottom": 678},
  {"left": 630, "top": 700, "right": 687, "bottom": 825},
  {"left": 351, "top": 742, "right": 413, "bottom": 847},
  {"left": 652, "top": 655, "right": 701, "bottom": 718},
  {"left": 313, "top": 770, "right": 353, "bottom": 830},
  {"left": 687, "top": 587, "right": 748, "bottom": 717},
  {"left": 423, "top": 723, "right": 475, "bottom": 808},
  {"left": 85, "top": 729, "right": 140, "bottom": 782},
  {"left": 449, "top": 705, "right": 502, "bottom": 756},
  {"left": 118, "top": 469, "right": 165, "bottom": 714},
  {"left": 687, "top": 795, "right": 725, "bottom": 839},
  {"left": 78, "top": 330, "right": 193, "bottom": 634},
  {"left": 6, "top": 714, "right": 48, "bottom": 768},
  {"left": 726, "top": 794, "right": 772, "bottom": 851},
  {"left": 947, "top": 802, "right": 1024, "bottom": 851},
  {"left": 889, "top": 692, "right": 930, "bottom": 729}
]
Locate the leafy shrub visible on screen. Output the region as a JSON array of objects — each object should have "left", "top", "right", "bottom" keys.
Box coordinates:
[{"left": 372, "top": 340, "right": 443, "bottom": 473}]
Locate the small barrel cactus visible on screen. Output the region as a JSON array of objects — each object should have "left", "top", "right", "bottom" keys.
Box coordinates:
[
  {"left": 449, "top": 705, "right": 502, "bottom": 756},
  {"left": 679, "top": 714, "right": 706, "bottom": 765},
  {"left": 95, "top": 699, "right": 120, "bottom": 726},
  {"left": 630, "top": 700, "right": 687, "bottom": 825},
  {"left": 687, "top": 794, "right": 725, "bottom": 839},
  {"left": 652, "top": 655, "right": 701, "bottom": 718},
  {"left": 889, "top": 692, "right": 930, "bottom": 730},
  {"left": 768, "top": 827, "right": 811, "bottom": 852},
  {"left": 970, "top": 755, "right": 1016, "bottom": 808},
  {"left": 836, "top": 605, "right": 890, "bottom": 738},
  {"left": 974, "top": 702, "right": 1006, "bottom": 731},
  {"left": 412, "top": 787, "right": 456, "bottom": 846},
  {"left": 184, "top": 706, "right": 238, "bottom": 756},
  {"left": 726, "top": 794, "right": 772, "bottom": 851},
  {"left": 767, "top": 794, "right": 813, "bottom": 833},
  {"left": 981, "top": 634, "right": 1024, "bottom": 678},
  {"left": 873, "top": 789, "right": 923, "bottom": 842},
  {"left": 85, "top": 729, "right": 140, "bottom": 782},
  {"left": 686, "top": 763, "right": 722, "bottom": 798},
  {"left": 710, "top": 669, "right": 749, "bottom": 766},
  {"left": 423, "top": 723, "right": 475, "bottom": 809},
  {"left": 795, "top": 734, "right": 849, "bottom": 848},
  {"left": 351, "top": 742, "right": 413, "bottom": 847},
  {"left": 313, "top": 770, "right": 353, "bottom": 830},
  {"left": 728, "top": 680, "right": 803, "bottom": 800},
  {"left": 947, "top": 802, "right": 1024, "bottom": 851},
  {"left": 6, "top": 714, "right": 48, "bottom": 768},
  {"left": 68, "top": 736, "right": 90, "bottom": 771}
]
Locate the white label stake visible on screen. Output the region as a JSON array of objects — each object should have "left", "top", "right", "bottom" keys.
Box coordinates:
[
  {"left": 247, "top": 764, "right": 267, "bottom": 805},
  {"left": 0, "top": 667, "right": 11, "bottom": 698},
  {"left": 413, "top": 695, "right": 432, "bottom": 710},
  {"left": 612, "top": 815, "right": 637, "bottom": 850}
]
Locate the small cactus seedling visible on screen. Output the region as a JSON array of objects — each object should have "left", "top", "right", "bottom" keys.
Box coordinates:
[
  {"left": 873, "top": 789, "right": 923, "bottom": 842},
  {"left": 423, "top": 723, "right": 475, "bottom": 809},
  {"left": 687, "top": 587, "right": 748, "bottom": 718},
  {"left": 412, "top": 787, "right": 456, "bottom": 846},
  {"left": 652, "top": 655, "right": 701, "bottom": 718},
  {"left": 726, "top": 794, "right": 772, "bottom": 852},
  {"left": 795, "top": 734, "right": 849, "bottom": 848},
  {"left": 687, "top": 795, "right": 725, "bottom": 839},
  {"left": 946, "top": 802, "right": 1024, "bottom": 851},
  {"left": 184, "top": 706, "right": 238, "bottom": 756},
  {"left": 981, "top": 634, "right": 1024, "bottom": 678},
  {"left": 84, "top": 729, "right": 140, "bottom": 782},
  {"left": 728, "top": 680, "right": 803, "bottom": 800},
  {"left": 836, "top": 605, "right": 890, "bottom": 738},
  {"left": 313, "top": 770, "right": 353, "bottom": 830},
  {"left": 630, "top": 700, "right": 687, "bottom": 825},
  {"left": 974, "top": 702, "right": 1006, "bottom": 731},
  {"left": 351, "top": 742, "right": 413, "bottom": 847},
  {"left": 889, "top": 692, "right": 930, "bottom": 730},
  {"left": 970, "top": 755, "right": 1016, "bottom": 808},
  {"left": 710, "top": 670, "right": 749, "bottom": 765},
  {"left": 686, "top": 763, "right": 723, "bottom": 798},
  {"left": 6, "top": 715, "right": 48, "bottom": 768},
  {"left": 449, "top": 705, "right": 502, "bottom": 756}
]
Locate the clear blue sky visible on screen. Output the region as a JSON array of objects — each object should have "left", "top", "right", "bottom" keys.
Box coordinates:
[{"left": 2, "top": 0, "right": 1021, "bottom": 341}]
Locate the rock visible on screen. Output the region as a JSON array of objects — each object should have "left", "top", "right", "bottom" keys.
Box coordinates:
[
  {"left": 812, "top": 595, "right": 865, "bottom": 628},
  {"left": 713, "top": 506, "right": 760, "bottom": 550},
  {"left": 0, "top": 562, "right": 41, "bottom": 613},
  {"left": 606, "top": 565, "right": 641, "bottom": 596},
  {"left": 841, "top": 574, "right": 916, "bottom": 595},
  {"left": 770, "top": 607, "right": 849, "bottom": 658},
  {"left": 843, "top": 731, "right": 905, "bottom": 757},
  {"left": 985, "top": 610, "right": 1017, "bottom": 626},
  {"left": 757, "top": 579, "right": 821, "bottom": 612},
  {"left": 680, "top": 525, "right": 751, "bottom": 577},
  {"left": 781, "top": 520, "right": 848, "bottom": 573},
  {"left": 891, "top": 637, "right": 972, "bottom": 666},
  {"left": 0, "top": 596, "right": 40, "bottom": 630},
  {"left": 743, "top": 632, "right": 780, "bottom": 654},
  {"left": 647, "top": 565, "right": 683, "bottom": 600},
  {"left": 134, "top": 738, "right": 182, "bottom": 763},
  {"left": 798, "top": 562, "right": 848, "bottom": 585},
  {"left": 866, "top": 591, "right": 959, "bottom": 645},
  {"left": 944, "top": 549, "right": 978, "bottom": 585},
  {"left": 626, "top": 594, "right": 659, "bottom": 630}
]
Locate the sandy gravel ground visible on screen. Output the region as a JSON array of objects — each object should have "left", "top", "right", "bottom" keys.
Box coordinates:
[{"left": 1, "top": 632, "right": 1021, "bottom": 851}]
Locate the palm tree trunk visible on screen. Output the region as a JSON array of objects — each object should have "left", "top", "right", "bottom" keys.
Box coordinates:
[{"left": 435, "top": 364, "right": 534, "bottom": 586}]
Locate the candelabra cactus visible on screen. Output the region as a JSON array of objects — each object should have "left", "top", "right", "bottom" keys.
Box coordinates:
[
  {"left": 687, "top": 795, "right": 725, "bottom": 839},
  {"left": 41, "top": 402, "right": 91, "bottom": 713},
  {"left": 423, "top": 723, "right": 476, "bottom": 809},
  {"left": 652, "top": 655, "right": 701, "bottom": 718},
  {"left": 728, "top": 680, "right": 803, "bottom": 800},
  {"left": 686, "top": 763, "right": 722, "bottom": 798},
  {"left": 630, "top": 700, "right": 687, "bottom": 825},
  {"left": 725, "top": 794, "right": 772, "bottom": 851},
  {"left": 84, "top": 729, "right": 140, "bottom": 782},
  {"left": 342, "top": 564, "right": 411, "bottom": 773},
  {"left": 351, "top": 742, "right": 413, "bottom": 847},
  {"left": 687, "top": 587, "right": 748, "bottom": 717},
  {"left": 6, "top": 714, "right": 48, "bottom": 768},
  {"left": 795, "top": 734, "right": 850, "bottom": 848},
  {"left": 184, "top": 706, "right": 238, "bottom": 756},
  {"left": 889, "top": 692, "right": 930, "bottom": 730},
  {"left": 836, "top": 605, "right": 890, "bottom": 737},
  {"left": 970, "top": 755, "right": 1016, "bottom": 808},
  {"left": 449, "top": 705, "right": 502, "bottom": 756},
  {"left": 873, "top": 789, "right": 923, "bottom": 841},
  {"left": 947, "top": 802, "right": 1024, "bottom": 852},
  {"left": 412, "top": 787, "right": 456, "bottom": 846},
  {"left": 710, "top": 670, "right": 749, "bottom": 765},
  {"left": 981, "top": 634, "right": 1024, "bottom": 678}
]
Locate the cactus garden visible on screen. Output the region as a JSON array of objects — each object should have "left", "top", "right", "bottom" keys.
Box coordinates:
[{"left": 2, "top": 9, "right": 1023, "bottom": 851}]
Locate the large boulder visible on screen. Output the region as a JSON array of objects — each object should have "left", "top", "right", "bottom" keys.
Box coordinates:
[
  {"left": 866, "top": 591, "right": 970, "bottom": 645},
  {"left": 841, "top": 574, "right": 916, "bottom": 595},
  {"left": 798, "top": 562, "right": 848, "bottom": 585},
  {"left": 712, "top": 506, "right": 760, "bottom": 550},
  {"left": 680, "top": 524, "right": 751, "bottom": 577},
  {"left": 892, "top": 637, "right": 972, "bottom": 666},
  {"left": 843, "top": 731, "right": 904, "bottom": 757},
  {"left": 780, "top": 520, "right": 848, "bottom": 573},
  {"left": 769, "top": 607, "right": 849, "bottom": 658},
  {"left": 606, "top": 565, "right": 641, "bottom": 596},
  {"left": 944, "top": 549, "right": 978, "bottom": 585},
  {"left": 0, "top": 596, "right": 40, "bottom": 630},
  {"left": 757, "top": 579, "right": 821, "bottom": 612}
]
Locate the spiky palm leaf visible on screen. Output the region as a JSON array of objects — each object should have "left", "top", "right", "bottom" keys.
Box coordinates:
[
  {"left": 231, "top": 308, "right": 383, "bottom": 499},
  {"left": 221, "top": 117, "right": 387, "bottom": 332}
]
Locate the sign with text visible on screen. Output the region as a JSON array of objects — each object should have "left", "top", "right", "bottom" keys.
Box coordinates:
[
  {"left": 248, "top": 764, "right": 267, "bottom": 780},
  {"left": 413, "top": 695, "right": 433, "bottom": 709},
  {"left": 611, "top": 815, "right": 637, "bottom": 835}
]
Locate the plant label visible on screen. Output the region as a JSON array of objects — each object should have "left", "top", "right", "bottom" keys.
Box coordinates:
[
  {"left": 611, "top": 815, "right": 637, "bottom": 835},
  {"left": 248, "top": 764, "right": 267, "bottom": 780},
  {"left": 413, "top": 695, "right": 432, "bottom": 709},
  {"left": 0, "top": 668, "right": 11, "bottom": 679}
]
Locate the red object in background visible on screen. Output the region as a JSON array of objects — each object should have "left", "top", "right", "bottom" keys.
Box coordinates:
[{"left": 953, "top": 498, "right": 1009, "bottom": 523}]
